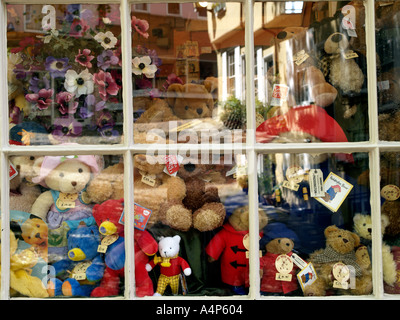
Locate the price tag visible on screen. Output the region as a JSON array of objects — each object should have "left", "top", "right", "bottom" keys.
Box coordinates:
[
  {"left": 97, "top": 234, "right": 119, "bottom": 253},
  {"left": 275, "top": 254, "right": 293, "bottom": 281},
  {"left": 343, "top": 50, "right": 359, "bottom": 60},
  {"left": 270, "top": 84, "right": 289, "bottom": 107},
  {"left": 71, "top": 261, "right": 91, "bottom": 281},
  {"left": 164, "top": 155, "right": 183, "bottom": 176},
  {"left": 309, "top": 169, "right": 325, "bottom": 197},
  {"left": 293, "top": 50, "right": 310, "bottom": 66},
  {"left": 9, "top": 163, "right": 18, "bottom": 180},
  {"left": 140, "top": 171, "right": 157, "bottom": 187},
  {"left": 282, "top": 180, "right": 300, "bottom": 191}
]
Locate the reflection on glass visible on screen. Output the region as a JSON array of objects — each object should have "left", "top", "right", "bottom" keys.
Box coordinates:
[
  {"left": 7, "top": 4, "right": 123, "bottom": 145},
  {"left": 255, "top": 1, "right": 368, "bottom": 143},
  {"left": 131, "top": 3, "right": 247, "bottom": 145},
  {"left": 258, "top": 152, "right": 372, "bottom": 296},
  {"left": 134, "top": 152, "right": 251, "bottom": 296},
  {"left": 8, "top": 154, "right": 125, "bottom": 298}
]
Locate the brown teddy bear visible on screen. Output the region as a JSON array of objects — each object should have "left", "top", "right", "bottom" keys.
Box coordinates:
[
  {"left": 166, "top": 82, "right": 215, "bottom": 120},
  {"left": 205, "top": 205, "right": 269, "bottom": 295},
  {"left": 159, "top": 159, "right": 226, "bottom": 232},
  {"left": 304, "top": 225, "right": 372, "bottom": 296},
  {"left": 260, "top": 222, "right": 300, "bottom": 296}
]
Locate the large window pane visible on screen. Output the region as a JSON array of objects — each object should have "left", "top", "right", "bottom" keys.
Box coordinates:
[
  {"left": 258, "top": 152, "right": 372, "bottom": 296},
  {"left": 255, "top": 1, "right": 369, "bottom": 143},
  {"left": 7, "top": 4, "right": 123, "bottom": 146}
]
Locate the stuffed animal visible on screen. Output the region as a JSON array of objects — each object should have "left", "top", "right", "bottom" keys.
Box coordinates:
[
  {"left": 205, "top": 205, "right": 269, "bottom": 295},
  {"left": 304, "top": 225, "right": 372, "bottom": 296},
  {"left": 378, "top": 110, "right": 400, "bottom": 141},
  {"left": 0, "top": 222, "right": 49, "bottom": 298},
  {"left": 20, "top": 217, "right": 48, "bottom": 262},
  {"left": 30, "top": 153, "right": 99, "bottom": 263},
  {"left": 260, "top": 223, "right": 300, "bottom": 296},
  {"left": 166, "top": 82, "right": 215, "bottom": 119},
  {"left": 145, "top": 235, "right": 191, "bottom": 296},
  {"left": 353, "top": 213, "right": 397, "bottom": 287},
  {"left": 46, "top": 222, "right": 105, "bottom": 297},
  {"left": 159, "top": 160, "right": 226, "bottom": 232},
  {"left": 135, "top": 98, "right": 180, "bottom": 124},
  {"left": 90, "top": 198, "right": 159, "bottom": 297}
]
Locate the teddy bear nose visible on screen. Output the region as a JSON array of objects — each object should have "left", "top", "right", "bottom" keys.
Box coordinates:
[
  {"left": 197, "top": 108, "right": 203, "bottom": 115},
  {"left": 368, "top": 228, "right": 372, "bottom": 233},
  {"left": 343, "top": 238, "right": 348, "bottom": 243},
  {"left": 71, "top": 181, "right": 77, "bottom": 186},
  {"left": 331, "top": 33, "right": 342, "bottom": 43},
  {"left": 35, "top": 233, "right": 41, "bottom": 239}
]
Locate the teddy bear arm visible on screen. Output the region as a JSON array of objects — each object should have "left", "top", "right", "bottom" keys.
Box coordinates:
[
  {"left": 10, "top": 248, "right": 38, "bottom": 270},
  {"left": 52, "top": 258, "right": 73, "bottom": 276},
  {"left": 105, "top": 241, "right": 125, "bottom": 271},
  {"left": 30, "top": 191, "right": 54, "bottom": 221},
  {"left": 10, "top": 269, "right": 49, "bottom": 298},
  {"left": 136, "top": 230, "right": 158, "bottom": 256},
  {"left": 86, "top": 255, "right": 106, "bottom": 282}
]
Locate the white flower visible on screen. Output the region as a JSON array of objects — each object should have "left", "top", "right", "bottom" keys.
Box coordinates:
[
  {"left": 94, "top": 31, "right": 118, "bottom": 49},
  {"left": 64, "top": 69, "right": 94, "bottom": 97},
  {"left": 132, "top": 56, "right": 157, "bottom": 78}
]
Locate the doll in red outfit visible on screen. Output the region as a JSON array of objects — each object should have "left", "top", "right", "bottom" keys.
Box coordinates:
[
  {"left": 260, "top": 222, "right": 301, "bottom": 296},
  {"left": 205, "top": 206, "right": 269, "bottom": 295},
  {"left": 146, "top": 235, "right": 191, "bottom": 296}
]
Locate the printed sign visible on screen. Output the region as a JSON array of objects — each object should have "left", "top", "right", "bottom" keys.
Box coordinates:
[
  {"left": 9, "top": 162, "right": 18, "bottom": 180},
  {"left": 164, "top": 155, "right": 183, "bottom": 176},
  {"left": 270, "top": 84, "right": 289, "bottom": 106},
  {"left": 118, "top": 204, "right": 152, "bottom": 231},
  {"left": 297, "top": 263, "right": 318, "bottom": 292}
]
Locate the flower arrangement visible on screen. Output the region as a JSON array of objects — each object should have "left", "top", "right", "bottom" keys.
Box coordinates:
[{"left": 8, "top": 5, "right": 163, "bottom": 145}]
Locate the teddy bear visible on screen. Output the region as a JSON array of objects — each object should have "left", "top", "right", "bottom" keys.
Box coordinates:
[
  {"left": 20, "top": 217, "right": 48, "bottom": 262},
  {"left": 90, "top": 198, "right": 159, "bottom": 297},
  {"left": 135, "top": 98, "right": 180, "bottom": 124},
  {"left": 259, "top": 222, "right": 301, "bottom": 296},
  {"left": 159, "top": 159, "right": 226, "bottom": 232},
  {"left": 205, "top": 205, "right": 269, "bottom": 295},
  {"left": 145, "top": 235, "right": 191, "bottom": 296},
  {"left": 46, "top": 221, "right": 105, "bottom": 297},
  {"left": 166, "top": 82, "right": 215, "bottom": 120},
  {"left": 303, "top": 225, "right": 372, "bottom": 296},
  {"left": 0, "top": 221, "right": 49, "bottom": 298},
  {"left": 353, "top": 213, "right": 397, "bottom": 287},
  {"left": 30, "top": 153, "right": 99, "bottom": 263}
]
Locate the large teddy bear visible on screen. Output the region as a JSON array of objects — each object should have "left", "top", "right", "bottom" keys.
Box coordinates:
[
  {"left": 205, "top": 205, "right": 269, "bottom": 295},
  {"left": 46, "top": 222, "right": 105, "bottom": 297},
  {"left": 90, "top": 198, "right": 159, "bottom": 297},
  {"left": 304, "top": 225, "right": 372, "bottom": 296},
  {"left": 30, "top": 153, "right": 99, "bottom": 263}
]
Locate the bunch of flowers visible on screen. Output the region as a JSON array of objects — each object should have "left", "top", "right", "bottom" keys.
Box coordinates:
[{"left": 9, "top": 7, "right": 161, "bottom": 144}]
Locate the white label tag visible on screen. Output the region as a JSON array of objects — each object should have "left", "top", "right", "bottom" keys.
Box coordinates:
[{"left": 309, "top": 169, "right": 325, "bottom": 197}]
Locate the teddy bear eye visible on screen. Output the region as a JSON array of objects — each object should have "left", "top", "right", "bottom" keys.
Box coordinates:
[
  {"left": 30, "top": 156, "right": 35, "bottom": 161},
  {"left": 36, "top": 224, "right": 40, "bottom": 228},
  {"left": 185, "top": 106, "right": 189, "bottom": 110},
  {"left": 78, "top": 168, "right": 83, "bottom": 173},
  {"left": 59, "top": 172, "right": 64, "bottom": 178}
]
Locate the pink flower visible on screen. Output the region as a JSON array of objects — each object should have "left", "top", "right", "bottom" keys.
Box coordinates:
[
  {"left": 25, "top": 89, "right": 54, "bottom": 110},
  {"left": 69, "top": 19, "right": 89, "bottom": 38},
  {"left": 131, "top": 16, "right": 149, "bottom": 39},
  {"left": 93, "top": 70, "right": 119, "bottom": 101},
  {"left": 75, "top": 49, "right": 95, "bottom": 68},
  {"left": 56, "top": 91, "right": 78, "bottom": 115}
]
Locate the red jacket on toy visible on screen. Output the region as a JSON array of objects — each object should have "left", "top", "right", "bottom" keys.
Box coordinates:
[{"left": 205, "top": 222, "right": 263, "bottom": 287}]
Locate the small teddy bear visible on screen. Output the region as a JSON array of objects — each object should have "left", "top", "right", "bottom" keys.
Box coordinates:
[
  {"left": 260, "top": 223, "right": 300, "bottom": 296},
  {"left": 304, "top": 225, "right": 372, "bottom": 296},
  {"left": 20, "top": 217, "right": 48, "bottom": 262},
  {"left": 205, "top": 205, "right": 269, "bottom": 295},
  {"left": 145, "top": 235, "right": 191, "bottom": 296},
  {"left": 30, "top": 153, "right": 99, "bottom": 263}
]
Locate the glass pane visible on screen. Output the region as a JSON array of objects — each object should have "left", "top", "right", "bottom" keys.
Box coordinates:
[
  {"left": 255, "top": 1, "right": 369, "bottom": 143},
  {"left": 258, "top": 152, "right": 372, "bottom": 296},
  {"left": 376, "top": 1, "right": 400, "bottom": 141},
  {"left": 131, "top": 3, "right": 246, "bottom": 145},
  {"left": 133, "top": 151, "right": 250, "bottom": 296},
  {"left": 380, "top": 152, "right": 400, "bottom": 294},
  {"left": 7, "top": 4, "right": 123, "bottom": 146},
  {"left": 9, "top": 154, "right": 124, "bottom": 298}
]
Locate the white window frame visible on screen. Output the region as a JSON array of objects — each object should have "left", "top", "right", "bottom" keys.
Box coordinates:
[{"left": 0, "top": 0, "right": 392, "bottom": 301}]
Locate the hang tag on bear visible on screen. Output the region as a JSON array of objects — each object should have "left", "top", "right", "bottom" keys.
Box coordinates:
[
  {"left": 293, "top": 50, "right": 309, "bottom": 66},
  {"left": 9, "top": 162, "right": 18, "bottom": 180},
  {"left": 71, "top": 261, "right": 92, "bottom": 281},
  {"left": 164, "top": 155, "right": 183, "bottom": 176},
  {"left": 381, "top": 184, "right": 400, "bottom": 201},
  {"left": 332, "top": 262, "right": 350, "bottom": 289},
  {"left": 275, "top": 254, "right": 293, "bottom": 281},
  {"left": 309, "top": 169, "right": 324, "bottom": 197},
  {"left": 140, "top": 170, "right": 157, "bottom": 187},
  {"left": 56, "top": 193, "right": 78, "bottom": 210},
  {"left": 97, "top": 233, "right": 119, "bottom": 253}
]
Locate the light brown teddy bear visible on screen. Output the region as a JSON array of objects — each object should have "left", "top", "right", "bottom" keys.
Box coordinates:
[
  {"left": 304, "top": 225, "right": 372, "bottom": 296},
  {"left": 166, "top": 82, "right": 215, "bottom": 120},
  {"left": 135, "top": 98, "right": 180, "bottom": 124}
]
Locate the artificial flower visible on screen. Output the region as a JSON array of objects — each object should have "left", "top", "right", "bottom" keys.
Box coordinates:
[
  {"left": 97, "top": 110, "right": 115, "bottom": 128},
  {"left": 97, "top": 50, "right": 119, "bottom": 70},
  {"left": 45, "top": 56, "right": 71, "bottom": 78},
  {"left": 56, "top": 91, "right": 78, "bottom": 115},
  {"left": 163, "top": 73, "right": 183, "bottom": 91},
  {"left": 29, "top": 73, "right": 51, "bottom": 93},
  {"left": 75, "top": 49, "right": 94, "bottom": 68},
  {"left": 51, "top": 117, "right": 83, "bottom": 142},
  {"left": 98, "top": 125, "right": 120, "bottom": 142},
  {"left": 94, "top": 31, "right": 118, "bottom": 49},
  {"left": 64, "top": 69, "right": 94, "bottom": 97},
  {"left": 132, "top": 56, "right": 157, "bottom": 78},
  {"left": 131, "top": 16, "right": 149, "bottom": 39},
  {"left": 93, "top": 70, "right": 119, "bottom": 101},
  {"left": 25, "top": 88, "right": 54, "bottom": 110},
  {"left": 69, "top": 19, "right": 90, "bottom": 38}
]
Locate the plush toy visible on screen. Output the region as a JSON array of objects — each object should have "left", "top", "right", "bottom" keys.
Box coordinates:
[
  {"left": 135, "top": 98, "right": 180, "bottom": 124},
  {"left": 304, "top": 225, "right": 372, "bottom": 296},
  {"left": 353, "top": 213, "right": 397, "bottom": 287},
  {"left": 30, "top": 153, "right": 99, "bottom": 263},
  {"left": 159, "top": 160, "right": 226, "bottom": 232},
  {"left": 0, "top": 222, "right": 49, "bottom": 298},
  {"left": 145, "top": 235, "right": 191, "bottom": 296},
  {"left": 9, "top": 155, "right": 42, "bottom": 213},
  {"left": 378, "top": 110, "right": 400, "bottom": 141},
  {"left": 260, "top": 223, "right": 300, "bottom": 296},
  {"left": 20, "top": 217, "right": 48, "bottom": 262},
  {"left": 47, "top": 222, "right": 105, "bottom": 297},
  {"left": 205, "top": 205, "right": 269, "bottom": 295},
  {"left": 166, "top": 82, "right": 215, "bottom": 119},
  {"left": 90, "top": 198, "right": 159, "bottom": 297}
]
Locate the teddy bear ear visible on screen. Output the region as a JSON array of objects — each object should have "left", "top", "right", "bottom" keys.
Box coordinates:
[
  {"left": 32, "top": 156, "right": 44, "bottom": 178},
  {"left": 172, "top": 235, "right": 181, "bottom": 244},
  {"left": 166, "top": 83, "right": 184, "bottom": 107},
  {"left": 351, "top": 231, "right": 360, "bottom": 247},
  {"left": 324, "top": 225, "right": 339, "bottom": 237}
]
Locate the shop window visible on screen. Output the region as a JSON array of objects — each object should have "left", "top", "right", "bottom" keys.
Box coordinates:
[{"left": 2, "top": 0, "right": 400, "bottom": 302}]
